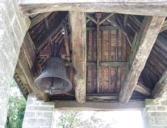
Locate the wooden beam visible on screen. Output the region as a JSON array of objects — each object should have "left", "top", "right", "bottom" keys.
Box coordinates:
[
  {"left": 135, "top": 83, "right": 151, "bottom": 96},
  {"left": 99, "top": 13, "right": 114, "bottom": 25},
  {"left": 152, "top": 70, "right": 167, "bottom": 98},
  {"left": 69, "top": 12, "right": 87, "bottom": 103},
  {"left": 86, "top": 14, "right": 97, "bottom": 24},
  {"left": 119, "top": 16, "right": 165, "bottom": 103},
  {"left": 54, "top": 100, "right": 144, "bottom": 110},
  {"left": 30, "top": 12, "right": 51, "bottom": 29},
  {"left": 87, "top": 95, "right": 118, "bottom": 101},
  {"left": 20, "top": 0, "right": 167, "bottom": 16}
]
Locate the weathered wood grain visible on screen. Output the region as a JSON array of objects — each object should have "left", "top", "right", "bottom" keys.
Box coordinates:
[
  {"left": 70, "top": 12, "right": 86, "bottom": 103},
  {"left": 119, "top": 16, "right": 165, "bottom": 103},
  {"left": 30, "top": 12, "right": 51, "bottom": 29},
  {"left": 18, "top": 46, "right": 48, "bottom": 101},
  {"left": 54, "top": 100, "right": 144, "bottom": 110},
  {"left": 20, "top": 0, "right": 167, "bottom": 16},
  {"left": 22, "top": 33, "right": 36, "bottom": 68},
  {"left": 152, "top": 70, "right": 167, "bottom": 98},
  {"left": 37, "top": 12, "right": 67, "bottom": 52},
  {"left": 135, "top": 83, "right": 151, "bottom": 96}
]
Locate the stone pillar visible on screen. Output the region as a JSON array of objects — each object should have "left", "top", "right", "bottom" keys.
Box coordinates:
[
  {"left": 143, "top": 93, "right": 167, "bottom": 128},
  {"left": 0, "top": 0, "right": 30, "bottom": 127},
  {"left": 22, "top": 94, "right": 54, "bottom": 128}
]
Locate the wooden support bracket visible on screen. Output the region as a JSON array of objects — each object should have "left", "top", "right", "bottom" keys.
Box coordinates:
[{"left": 119, "top": 16, "right": 165, "bottom": 103}]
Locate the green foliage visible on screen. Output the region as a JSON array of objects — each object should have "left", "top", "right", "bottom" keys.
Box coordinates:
[
  {"left": 58, "top": 112, "right": 79, "bottom": 128},
  {"left": 5, "top": 81, "right": 26, "bottom": 128}
]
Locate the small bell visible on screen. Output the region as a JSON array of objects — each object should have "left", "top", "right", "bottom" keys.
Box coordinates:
[{"left": 34, "top": 57, "right": 72, "bottom": 95}]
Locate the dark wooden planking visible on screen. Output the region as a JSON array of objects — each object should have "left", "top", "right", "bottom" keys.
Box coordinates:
[
  {"left": 20, "top": 0, "right": 167, "bottom": 16},
  {"left": 18, "top": 47, "right": 48, "bottom": 100},
  {"left": 86, "top": 28, "right": 128, "bottom": 94},
  {"left": 30, "top": 12, "right": 51, "bottom": 29},
  {"left": 87, "top": 65, "right": 97, "bottom": 94},
  {"left": 37, "top": 12, "right": 67, "bottom": 52},
  {"left": 70, "top": 11, "right": 87, "bottom": 103},
  {"left": 152, "top": 70, "right": 167, "bottom": 98},
  {"left": 119, "top": 16, "right": 165, "bottom": 103},
  {"left": 14, "top": 64, "right": 32, "bottom": 98},
  {"left": 54, "top": 100, "right": 145, "bottom": 110},
  {"left": 22, "top": 33, "right": 36, "bottom": 68}
]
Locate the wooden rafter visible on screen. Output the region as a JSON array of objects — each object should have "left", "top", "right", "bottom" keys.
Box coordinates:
[
  {"left": 86, "top": 14, "right": 97, "bottom": 24},
  {"left": 30, "top": 12, "right": 51, "bottom": 29},
  {"left": 37, "top": 12, "right": 67, "bottom": 52},
  {"left": 69, "top": 11, "right": 87, "bottom": 104},
  {"left": 99, "top": 13, "right": 114, "bottom": 25},
  {"left": 119, "top": 16, "right": 165, "bottom": 103},
  {"left": 152, "top": 70, "right": 167, "bottom": 98},
  {"left": 135, "top": 83, "right": 151, "bottom": 96},
  {"left": 20, "top": 0, "right": 167, "bottom": 16}
]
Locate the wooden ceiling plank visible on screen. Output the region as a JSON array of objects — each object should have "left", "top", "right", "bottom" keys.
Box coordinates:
[
  {"left": 30, "top": 12, "right": 51, "bottom": 29},
  {"left": 119, "top": 16, "right": 165, "bottom": 103},
  {"left": 20, "top": 0, "right": 167, "bottom": 16},
  {"left": 152, "top": 70, "right": 167, "bottom": 98},
  {"left": 69, "top": 11, "right": 86, "bottom": 104},
  {"left": 107, "top": 19, "right": 131, "bottom": 47}
]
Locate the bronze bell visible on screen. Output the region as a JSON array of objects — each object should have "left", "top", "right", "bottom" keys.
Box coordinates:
[{"left": 34, "top": 57, "right": 72, "bottom": 95}]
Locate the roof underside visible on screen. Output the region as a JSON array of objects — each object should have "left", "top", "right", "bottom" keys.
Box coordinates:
[{"left": 14, "top": 12, "right": 167, "bottom": 102}]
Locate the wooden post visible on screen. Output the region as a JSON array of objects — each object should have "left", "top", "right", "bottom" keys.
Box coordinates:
[
  {"left": 119, "top": 16, "right": 165, "bottom": 103},
  {"left": 69, "top": 11, "right": 87, "bottom": 103},
  {"left": 152, "top": 70, "right": 167, "bottom": 98},
  {"left": 96, "top": 13, "right": 102, "bottom": 93}
]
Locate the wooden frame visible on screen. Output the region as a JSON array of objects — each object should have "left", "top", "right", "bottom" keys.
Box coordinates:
[{"left": 19, "top": 0, "right": 167, "bottom": 104}]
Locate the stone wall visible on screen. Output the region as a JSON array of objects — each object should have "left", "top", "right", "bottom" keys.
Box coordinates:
[
  {"left": 22, "top": 94, "right": 54, "bottom": 128},
  {"left": 144, "top": 93, "right": 167, "bottom": 128},
  {"left": 0, "top": 0, "right": 30, "bottom": 127}
]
